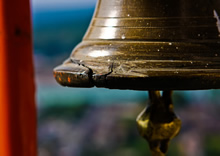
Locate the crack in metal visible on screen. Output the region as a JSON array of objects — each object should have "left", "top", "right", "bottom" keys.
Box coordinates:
[
  {"left": 70, "top": 58, "right": 114, "bottom": 86},
  {"left": 70, "top": 59, "right": 94, "bottom": 84}
]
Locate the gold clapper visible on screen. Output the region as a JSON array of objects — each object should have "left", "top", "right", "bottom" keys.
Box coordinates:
[{"left": 137, "top": 91, "right": 181, "bottom": 156}]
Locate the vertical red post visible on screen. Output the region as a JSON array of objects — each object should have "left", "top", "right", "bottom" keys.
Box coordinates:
[{"left": 0, "top": 0, "right": 37, "bottom": 156}]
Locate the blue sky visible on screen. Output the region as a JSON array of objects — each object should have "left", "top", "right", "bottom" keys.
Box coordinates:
[{"left": 31, "top": 0, "right": 97, "bottom": 10}]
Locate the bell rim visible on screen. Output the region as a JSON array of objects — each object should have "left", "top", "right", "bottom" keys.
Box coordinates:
[
  {"left": 54, "top": 62, "right": 220, "bottom": 91},
  {"left": 54, "top": 39, "right": 220, "bottom": 90}
]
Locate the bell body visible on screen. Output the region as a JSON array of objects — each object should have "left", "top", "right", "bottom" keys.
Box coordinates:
[{"left": 54, "top": 0, "right": 220, "bottom": 90}]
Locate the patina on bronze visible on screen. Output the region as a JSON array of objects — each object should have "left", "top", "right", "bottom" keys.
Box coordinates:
[
  {"left": 54, "top": 0, "right": 220, "bottom": 90},
  {"left": 54, "top": 0, "right": 220, "bottom": 155}
]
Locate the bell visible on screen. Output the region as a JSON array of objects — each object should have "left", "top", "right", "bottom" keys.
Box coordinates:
[
  {"left": 54, "top": 0, "right": 220, "bottom": 90},
  {"left": 54, "top": 0, "right": 220, "bottom": 155}
]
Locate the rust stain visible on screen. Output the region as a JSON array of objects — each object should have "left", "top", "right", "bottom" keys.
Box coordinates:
[{"left": 68, "top": 77, "right": 71, "bottom": 83}]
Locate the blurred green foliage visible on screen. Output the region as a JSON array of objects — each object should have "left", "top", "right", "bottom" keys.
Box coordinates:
[{"left": 205, "top": 135, "right": 220, "bottom": 155}]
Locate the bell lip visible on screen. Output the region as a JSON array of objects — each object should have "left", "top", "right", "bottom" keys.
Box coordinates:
[
  {"left": 54, "top": 40, "right": 220, "bottom": 90},
  {"left": 53, "top": 64, "right": 94, "bottom": 88},
  {"left": 54, "top": 63, "right": 220, "bottom": 91}
]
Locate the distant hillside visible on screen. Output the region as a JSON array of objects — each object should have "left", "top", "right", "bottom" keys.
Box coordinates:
[{"left": 33, "top": 8, "right": 94, "bottom": 56}]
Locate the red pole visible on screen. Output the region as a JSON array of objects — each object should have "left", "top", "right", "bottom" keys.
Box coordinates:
[{"left": 0, "top": 0, "right": 37, "bottom": 155}]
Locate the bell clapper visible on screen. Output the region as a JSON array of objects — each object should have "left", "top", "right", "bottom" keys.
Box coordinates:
[{"left": 136, "top": 91, "right": 181, "bottom": 156}]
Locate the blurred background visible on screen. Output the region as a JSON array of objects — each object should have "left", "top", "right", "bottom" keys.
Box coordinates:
[{"left": 31, "top": 0, "right": 220, "bottom": 155}]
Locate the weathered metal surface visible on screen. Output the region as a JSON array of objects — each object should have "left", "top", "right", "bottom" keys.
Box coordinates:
[
  {"left": 137, "top": 91, "right": 181, "bottom": 156},
  {"left": 54, "top": 0, "right": 220, "bottom": 90}
]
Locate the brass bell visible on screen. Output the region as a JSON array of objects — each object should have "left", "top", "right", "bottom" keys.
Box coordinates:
[
  {"left": 54, "top": 0, "right": 220, "bottom": 155},
  {"left": 54, "top": 0, "right": 220, "bottom": 90}
]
